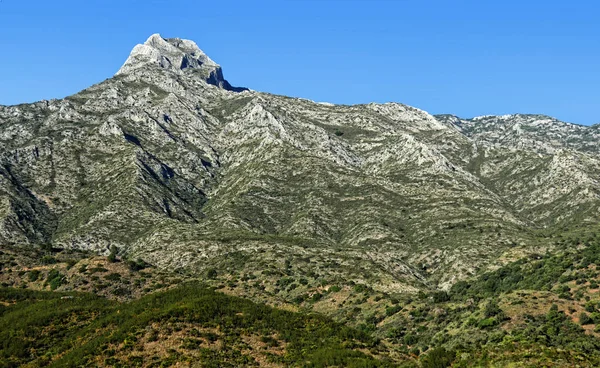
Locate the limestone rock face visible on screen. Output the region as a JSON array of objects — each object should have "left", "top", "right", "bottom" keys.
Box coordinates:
[
  {"left": 1, "top": 34, "right": 599, "bottom": 291},
  {"left": 117, "top": 34, "right": 245, "bottom": 91}
]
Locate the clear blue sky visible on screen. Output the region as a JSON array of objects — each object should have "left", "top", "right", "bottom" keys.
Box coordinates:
[{"left": 0, "top": 0, "right": 598, "bottom": 124}]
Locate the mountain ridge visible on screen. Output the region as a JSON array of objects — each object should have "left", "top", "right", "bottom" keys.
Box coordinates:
[{"left": 0, "top": 34, "right": 599, "bottom": 294}]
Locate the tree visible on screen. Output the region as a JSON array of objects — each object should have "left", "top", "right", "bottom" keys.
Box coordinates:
[
  {"left": 127, "top": 258, "right": 147, "bottom": 271},
  {"left": 206, "top": 268, "right": 217, "bottom": 279},
  {"left": 40, "top": 243, "right": 54, "bottom": 252},
  {"left": 420, "top": 347, "right": 455, "bottom": 368},
  {"left": 484, "top": 300, "right": 503, "bottom": 318},
  {"left": 108, "top": 245, "right": 118, "bottom": 263},
  {"left": 432, "top": 291, "right": 450, "bottom": 303},
  {"left": 580, "top": 312, "right": 593, "bottom": 325}
]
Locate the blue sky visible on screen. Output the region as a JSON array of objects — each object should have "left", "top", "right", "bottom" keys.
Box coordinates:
[{"left": 0, "top": 0, "right": 598, "bottom": 124}]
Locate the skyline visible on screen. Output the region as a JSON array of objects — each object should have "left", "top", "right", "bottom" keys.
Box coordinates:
[{"left": 0, "top": 0, "right": 598, "bottom": 125}]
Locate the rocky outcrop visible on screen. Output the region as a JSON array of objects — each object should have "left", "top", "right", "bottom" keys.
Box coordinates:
[
  {"left": 1, "top": 34, "right": 599, "bottom": 290},
  {"left": 117, "top": 34, "right": 246, "bottom": 92}
]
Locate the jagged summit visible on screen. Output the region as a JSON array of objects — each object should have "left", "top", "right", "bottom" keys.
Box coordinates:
[{"left": 116, "top": 33, "right": 246, "bottom": 92}]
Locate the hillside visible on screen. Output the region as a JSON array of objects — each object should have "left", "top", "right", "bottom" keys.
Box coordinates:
[
  {"left": 1, "top": 33, "right": 600, "bottom": 366},
  {"left": 3, "top": 34, "right": 599, "bottom": 294},
  {"left": 0, "top": 284, "right": 393, "bottom": 368},
  {"left": 4, "top": 232, "right": 600, "bottom": 366}
]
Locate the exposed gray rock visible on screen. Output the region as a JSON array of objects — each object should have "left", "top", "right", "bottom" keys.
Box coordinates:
[
  {"left": 1, "top": 34, "right": 599, "bottom": 291},
  {"left": 117, "top": 33, "right": 246, "bottom": 92}
]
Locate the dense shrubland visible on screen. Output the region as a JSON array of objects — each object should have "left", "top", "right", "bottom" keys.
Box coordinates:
[
  {"left": 0, "top": 284, "right": 393, "bottom": 367},
  {"left": 4, "top": 233, "right": 600, "bottom": 366}
]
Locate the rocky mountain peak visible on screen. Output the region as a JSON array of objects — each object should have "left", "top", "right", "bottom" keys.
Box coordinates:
[{"left": 116, "top": 33, "right": 246, "bottom": 92}]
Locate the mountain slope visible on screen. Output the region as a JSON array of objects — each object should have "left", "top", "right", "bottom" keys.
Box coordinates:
[
  {"left": 437, "top": 114, "right": 600, "bottom": 228},
  {"left": 0, "top": 34, "right": 599, "bottom": 295}
]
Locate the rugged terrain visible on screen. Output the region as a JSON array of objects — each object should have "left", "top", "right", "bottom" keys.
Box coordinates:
[
  {"left": 1, "top": 33, "right": 600, "bottom": 367},
  {"left": 5, "top": 233, "right": 600, "bottom": 367},
  {"left": 3, "top": 34, "right": 599, "bottom": 292}
]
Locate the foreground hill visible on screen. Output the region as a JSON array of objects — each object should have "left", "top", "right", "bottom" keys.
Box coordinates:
[
  {"left": 4, "top": 232, "right": 600, "bottom": 367},
  {"left": 0, "top": 284, "right": 393, "bottom": 368}
]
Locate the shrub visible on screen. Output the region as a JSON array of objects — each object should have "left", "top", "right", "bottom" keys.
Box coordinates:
[
  {"left": 585, "top": 302, "right": 597, "bottom": 313},
  {"left": 104, "top": 273, "right": 122, "bottom": 282},
  {"left": 432, "top": 291, "right": 450, "bottom": 303},
  {"left": 28, "top": 270, "right": 41, "bottom": 282},
  {"left": 293, "top": 294, "right": 307, "bottom": 304},
  {"left": 484, "top": 300, "right": 503, "bottom": 318},
  {"left": 354, "top": 284, "right": 368, "bottom": 293},
  {"left": 108, "top": 245, "right": 118, "bottom": 263},
  {"left": 112, "top": 288, "right": 129, "bottom": 297},
  {"left": 46, "top": 270, "right": 65, "bottom": 291},
  {"left": 403, "top": 334, "right": 418, "bottom": 345},
  {"left": 420, "top": 347, "right": 455, "bottom": 368},
  {"left": 385, "top": 305, "right": 402, "bottom": 317},
  {"left": 260, "top": 335, "right": 279, "bottom": 347},
  {"left": 206, "top": 268, "right": 217, "bottom": 279},
  {"left": 580, "top": 312, "right": 593, "bottom": 325},
  {"left": 127, "top": 259, "right": 147, "bottom": 272},
  {"left": 65, "top": 259, "right": 77, "bottom": 270},
  {"left": 277, "top": 277, "right": 295, "bottom": 288},
  {"left": 41, "top": 256, "right": 57, "bottom": 265}
]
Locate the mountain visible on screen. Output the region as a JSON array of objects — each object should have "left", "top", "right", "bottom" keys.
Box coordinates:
[
  {"left": 436, "top": 114, "right": 600, "bottom": 228},
  {"left": 3, "top": 33, "right": 600, "bottom": 367},
  {"left": 1, "top": 33, "right": 599, "bottom": 296}
]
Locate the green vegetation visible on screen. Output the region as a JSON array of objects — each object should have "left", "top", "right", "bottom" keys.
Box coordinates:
[
  {"left": 28, "top": 270, "right": 41, "bottom": 282},
  {"left": 375, "top": 233, "right": 600, "bottom": 367},
  {"left": 127, "top": 258, "right": 148, "bottom": 272},
  {"left": 46, "top": 269, "right": 65, "bottom": 290},
  {"left": 450, "top": 232, "right": 600, "bottom": 300},
  {"left": 107, "top": 245, "right": 118, "bottom": 263},
  {"left": 5, "top": 231, "right": 600, "bottom": 366},
  {"left": 0, "top": 284, "right": 391, "bottom": 368}
]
